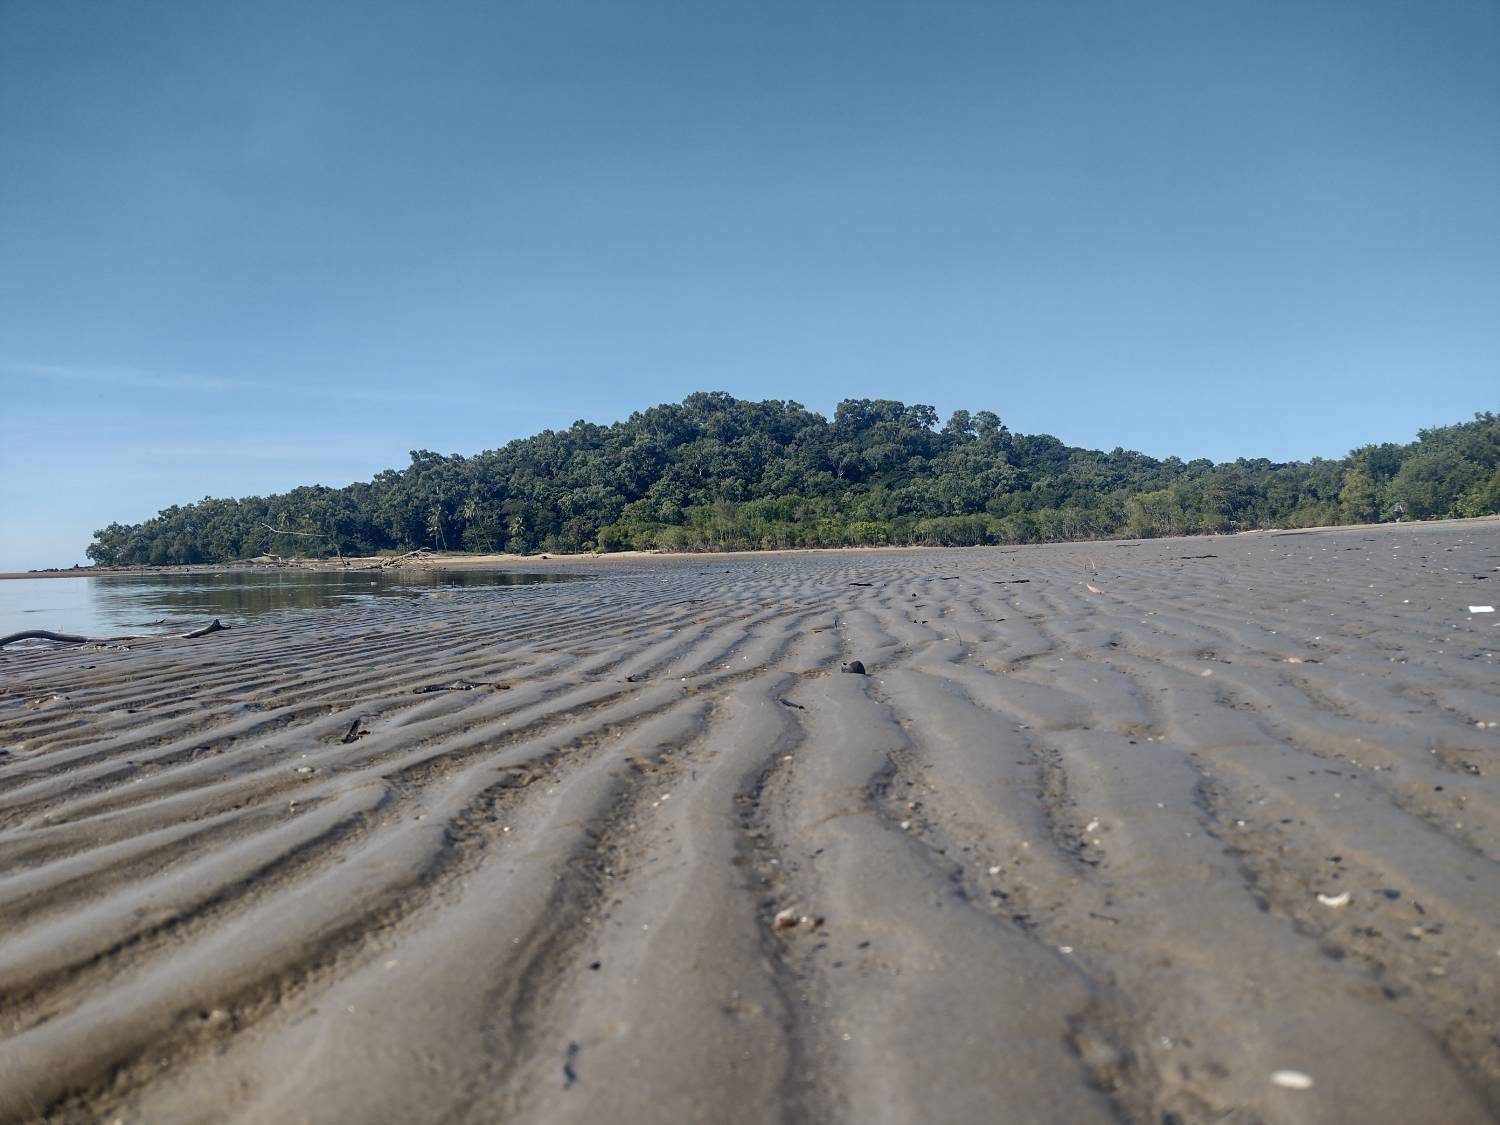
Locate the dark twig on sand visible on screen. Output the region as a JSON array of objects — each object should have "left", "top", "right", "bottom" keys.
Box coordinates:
[
  {"left": 0, "top": 619, "right": 229, "bottom": 649},
  {"left": 412, "top": 678, "right": 507, "bottom": 694}
]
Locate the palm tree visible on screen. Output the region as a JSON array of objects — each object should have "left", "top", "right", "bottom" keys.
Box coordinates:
[{"left": 426, "top": 507, "right": 448, "bottom": 550}]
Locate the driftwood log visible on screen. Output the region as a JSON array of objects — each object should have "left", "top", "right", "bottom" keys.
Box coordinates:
[
  {"left": 372, "top": 548, "right": 433, "bottom": 570},
  {"left": 0, "top": 619, "right": 229, "bottom": 650}
]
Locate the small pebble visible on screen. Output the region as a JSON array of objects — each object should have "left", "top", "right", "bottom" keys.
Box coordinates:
[{"left": 1271, "top": 1070, "right": 1314, "bottom": 1090}]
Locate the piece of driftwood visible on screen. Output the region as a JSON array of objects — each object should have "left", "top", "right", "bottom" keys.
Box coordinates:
[
  {"left": 0, "top": 618, "right": 229, "bottom": 649},
  {"left": 348, "top": 548, "right": 433, "bottom": 572},
  {"left": 412, "top": 678, "right": 507, "bottom": 694},
  {"left": 378, "top": 548, "right": 433, "bottom": 569}
]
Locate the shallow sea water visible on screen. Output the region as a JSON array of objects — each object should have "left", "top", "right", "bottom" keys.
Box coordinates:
[{"left": 0, "top": 569, "right": 582, "bottom": 638}]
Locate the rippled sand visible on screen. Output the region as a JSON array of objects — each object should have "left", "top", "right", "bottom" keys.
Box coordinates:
[{"left": 2, "top": 522, "right": 1499, "bottom": 1124}]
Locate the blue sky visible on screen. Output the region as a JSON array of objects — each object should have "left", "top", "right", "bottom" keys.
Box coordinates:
[{"left": 2, "top": 0, "right": 1497, "bottom": 570}]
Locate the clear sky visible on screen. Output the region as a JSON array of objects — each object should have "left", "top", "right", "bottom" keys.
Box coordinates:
[{"left": 2, "top": 0, "right": 1497, "bottom": 570}]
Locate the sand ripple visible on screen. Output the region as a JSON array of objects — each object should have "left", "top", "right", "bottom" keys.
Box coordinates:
[{"left": 2, "top": 522, "right": 1499, "bottom": 1123}]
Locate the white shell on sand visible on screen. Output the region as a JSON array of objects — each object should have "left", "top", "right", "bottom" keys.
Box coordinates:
[{"left": 1272, "top": 1070, "right": 1314, "bottom": 1090}]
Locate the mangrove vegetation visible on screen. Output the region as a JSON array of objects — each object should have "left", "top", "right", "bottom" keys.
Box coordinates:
[{"left": 86, "top": 393, "right": 1500, "bottom": 565}]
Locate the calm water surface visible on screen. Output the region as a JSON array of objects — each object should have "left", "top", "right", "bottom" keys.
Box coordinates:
[{"left": 0, "top": 569, "right": 584, "bottom": 639}]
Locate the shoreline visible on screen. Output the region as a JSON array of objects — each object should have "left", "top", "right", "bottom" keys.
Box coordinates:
[{"left": 7, "top": 512, "right": 1498, "bottom": 581}]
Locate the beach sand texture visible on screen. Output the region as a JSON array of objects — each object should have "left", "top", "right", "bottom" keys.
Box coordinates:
[{"left": 2, "top": 523, "right": 1498, "bottom": 1124}]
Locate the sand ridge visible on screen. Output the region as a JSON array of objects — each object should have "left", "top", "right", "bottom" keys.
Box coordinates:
[{"left": 1, "top": 523, "right": 1498, "bottom": 1123}]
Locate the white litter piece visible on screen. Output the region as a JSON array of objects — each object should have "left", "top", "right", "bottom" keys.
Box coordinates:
[
  {"left": 1316, "top": 891, "right": 1350, "bottom": 907},
  {"left": 1272, "top": 1070, "right": 1314, "bottom": 1090},
  {"left": 1469, "top": 606, "right": 1494, "bottom": 613}
]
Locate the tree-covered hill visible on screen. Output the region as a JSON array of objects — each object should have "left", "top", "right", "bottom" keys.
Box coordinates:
[{"left": 86, "top": 393, "right": 1500, "bottom": 565}]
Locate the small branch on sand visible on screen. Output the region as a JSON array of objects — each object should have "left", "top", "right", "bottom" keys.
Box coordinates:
[
  {"left": 413, "top": 678, "right": 506, "bottom": 694},
  {"left": 181, "top": 619, "right": 230, "bottom": 639},
  {"left": 1, "top": 619, "right": 229, "bottom": 650},
  {"left": 0, "top": 629, "right": 137, "bottom": 647}
]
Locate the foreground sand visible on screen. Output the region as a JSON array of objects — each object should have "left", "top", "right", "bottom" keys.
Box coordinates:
[{"left": 2, "top": 524, "right": 1498, "bottom": 1124}]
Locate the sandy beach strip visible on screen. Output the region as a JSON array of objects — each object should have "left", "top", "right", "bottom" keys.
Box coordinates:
[{"left": 1, "top": 522, "right": 1498, "bottom": 1123}]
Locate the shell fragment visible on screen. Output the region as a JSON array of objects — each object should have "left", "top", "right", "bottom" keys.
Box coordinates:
[{"left": 1272, "top": 1070, "right": 1314, "bottom": 1090}]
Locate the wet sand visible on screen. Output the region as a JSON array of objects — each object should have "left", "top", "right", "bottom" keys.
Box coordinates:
[{"left": 2, "top": 522, "right": 1498, "bottom": 1124}]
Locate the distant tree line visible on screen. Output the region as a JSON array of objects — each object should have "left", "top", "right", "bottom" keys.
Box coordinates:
[{"left": 85, "top": 394, "right": 1500, "bottom": 566}]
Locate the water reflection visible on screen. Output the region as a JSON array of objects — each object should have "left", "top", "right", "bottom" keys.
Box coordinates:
[{"left": 0, "top": 569, "right": 585, "bottom": 638}]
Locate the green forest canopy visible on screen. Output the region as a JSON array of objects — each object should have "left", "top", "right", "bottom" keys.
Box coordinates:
[{"left": 86, "top": 394, "right": 1500, "bottom": 565}]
